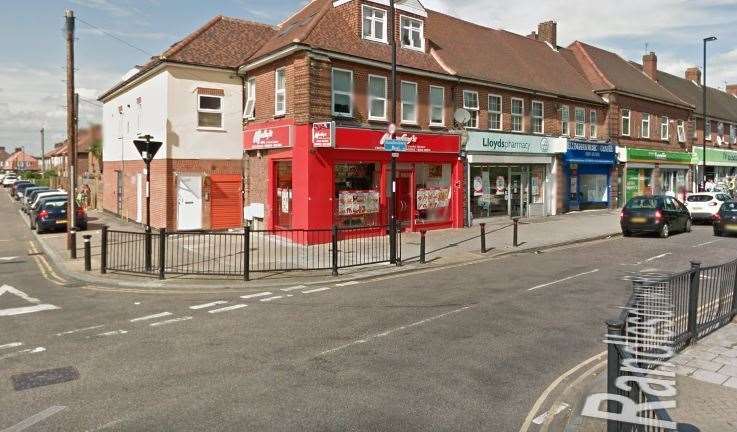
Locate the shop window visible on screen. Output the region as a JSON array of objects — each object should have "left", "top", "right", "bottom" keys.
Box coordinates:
[
  {"left": 400, "top": 16, "right": 424, "bottom": 51},
  {"left": 531, "top": 101, "right": 544, "bottom": 134},
  {"left": 511, "top": 98, "right": 524, "bottom": 132},
  {"left": 463, "top": 90, "right": 479, "bottom": 128},
  {"left": 574, "top": 107, "right": 585, "bottom": 137},
  {"left": 332, "top": 68, "right": 353, "bottom": 117},
  {"left": 401, "top": 81, "right": 418, "bottom": 124},
  {"left": 660, "top": 116, "right": 669, "bottom": 141},
  {"left": 197, "top": 95, "right": 223, "bottom": 129},
  {"left": 274, "top": 68, "right": 286, "bottom": 116},
  {"left": 335, "top": 163, "right": 381, "bottom": 228},
  {"left": 641, "top": 113, "right": 650, "bottom": 138},
  {"left": 677, "top": 120, "right": 686, "bottom": 143},
  {"left": 243, "top": 78, "right": 256, "bottom": 120},
  {"left": 362, "top": 5, "right": 387, "bottom": 43},
  {"left": 415, "top": 163, "right": 452, "bottom": 225},
  {"left": 560, "top": 105, "right": 569, "bottom": 136},
  {"left": 590, "top": 110, "right": 598, "bottom": 138},
  {"left": 621, "top": 109, "right": 631, "bottom": 136},
  {"left": 274, "top": 161, "right": 293, "bottom": 228},
  {"left": 489, "top": 95, "right": 502, "bottom": 131},
  {"left": 368, "top": 75, "right": 387, "bottom": 121},
  {"left": 579, "top": 174, "right": 608, "bottom": 203},
  {"left": 429, "top": 86, "right": 445, "bottom": 126}
]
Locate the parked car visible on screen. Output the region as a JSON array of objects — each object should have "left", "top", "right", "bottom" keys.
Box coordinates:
[
  {"left": 34, "top": 199, "right": 87, "bottom": 234},
  {"left": 30, "top": 190, "right": 67, "bottom": 212},
  {"left": 2, "top": 174, "right": 19, "bottom": 187},
  {"left": 621, "top": 195, "right": 692, "bottom": 238},
  {"left": 12, "top": 181, "right": 34, "bottom": 200},
  {"left": 713, "top": 202, "right": 737, "bottom": 237},
  {"left": 21, "top": 187, "right": 50, "bottom": 213},
  {"left": 29, "top": 195, "right": 67, "bottom": 230},
  {"left": 685, "top": 192, "right": 730, "bottom": 222}
]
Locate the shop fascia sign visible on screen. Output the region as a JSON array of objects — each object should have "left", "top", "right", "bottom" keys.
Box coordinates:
[
  {"left": 333, "top": 126, "right": 460, "bottom": 153},
  {"left": 626, "top": 148, "right": 691, "bottom": 164},
  {"left": 465, "top": 131, "right": 564, "bottom": 154},
  {"left": 243, "top": 120, "right": 294, "bottom": 150},
  {"left": 691, "top": 147, "right": 737, "bottom": 166},
  {"left": 565, "top": 140, "right": 616, "bottom": 163}
]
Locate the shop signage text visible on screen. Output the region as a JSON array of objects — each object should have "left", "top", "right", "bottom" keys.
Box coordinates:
[
  {"left": 243, "top": 120, "right": 294, "bottom": 150},
  {"left": 565, "top": 140, "right": 616, "bottom": 164},
  {"left": 626, "top": 148, "right": 691, "bottom": 164},
  {"left": 466, "top": 131, "right": 563, "bottom": 154},
  {"left": 333, "top": 127, "right": 460, "bottom": 153},
  {"left": 691, "top": 147, "right": 737, "bottom": 166},
  {"left": 312, "top": 121, "right": 334, "bottom": 148}
]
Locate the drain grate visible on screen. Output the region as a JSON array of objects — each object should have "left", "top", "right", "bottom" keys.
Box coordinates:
[{"left": 11, "top": 366, "right": 80, "bottom": 391}]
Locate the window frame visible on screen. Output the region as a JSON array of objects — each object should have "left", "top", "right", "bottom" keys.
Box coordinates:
[
  {"left": 331, "top": 68, "right": 354, "bottom": 118},
  {"left": 462, "top": 90, "right": 480, "bottom": 129},
  {"left": 197, "top": 93, "right": 224, "bottom": 129},
  {"left": 574, "top": 107, "right": 586, "bottom": 138},
  {"left": 589, "top": 109, "right": 598, "bottom": 138},
  {"left": 400, "top": 15, "right": 425, "bottom": 51},
  {"left": 274, "top": 68, "right": 286, "bottom": 116},
  {"left": 511, "top": 97, "right": 524, "bottom": 133},
  {"left": 243, "top": 77, "right": 256, "bottom": 120},
  {"left": 660, "top": 116, "right": 669, "bottom": 141},
  {"left": 731, "top": 124, "right": 736, "bottom": 144},
  {"left": 705, "top": 118, "right": 712, "bottom": 140},
  {"left": 641, "top": 113, "right": 650, "bottom": 139},
  {"left": 429, "top": 85, "right": 445, "bottom": 127},
  {"left": 621, "top": 108, "right": 631, "bottom": 137},
  {"left": 488, "top": 94, "right": 502, "bottom": 131},
  {"left": 367, "top": 74, "right": 388, "bottom": 121},
  {"left": 560, "top": 105, "right": 570, "bottom": 136},
  {"left": 400, "top": 80, "right": 418, "bottom": 125},
  {"left": 677, "top": 120, "right": 686, "bottom": 143},
  {"left": 531, "top": 100, "right": 544, "bottom": 134},
  {"left": 361, "top": 4, "right": 388, "bottom": 43}
]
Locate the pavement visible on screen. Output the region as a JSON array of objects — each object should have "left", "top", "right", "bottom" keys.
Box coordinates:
[{"left": 4, "top": 187, "right": 737, "bottom": 431}]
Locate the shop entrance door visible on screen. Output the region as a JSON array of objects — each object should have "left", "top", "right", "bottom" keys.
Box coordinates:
[
  {"left": 395, "top": 170, "right": 413, "bottom": 229},
  {"left": 510, "top": 171, "right": 523, "bottom": 217}
]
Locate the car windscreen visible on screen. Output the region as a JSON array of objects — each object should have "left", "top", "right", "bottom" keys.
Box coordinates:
[
  {"left": 627, "top": 197, "right": 659, "bottom": 209},
  {"left": 687, "top": 195, "right": 713, "bottom": 202},
  {"left": 721, "top": 202, "right": 737, "bottom": 213},
  {"left": 43, "top": 201, "right": 68, "bottom": 210}
]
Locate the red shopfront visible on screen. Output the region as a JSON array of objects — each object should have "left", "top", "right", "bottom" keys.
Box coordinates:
[{"left": 244, "top": 120, "right": 463, "bottom": 233}]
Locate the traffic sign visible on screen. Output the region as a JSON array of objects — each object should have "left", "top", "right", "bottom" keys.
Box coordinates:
[{"left": 384, "top": 139, "right": 407, "bottom": 152}]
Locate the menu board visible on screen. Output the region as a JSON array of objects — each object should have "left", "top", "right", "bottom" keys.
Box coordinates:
[
  {"left": 416, "top": 188, "right": 451, "bottom": 210},
  {"left": 338, "top": 190, "right": 380, "bottom": 216}
]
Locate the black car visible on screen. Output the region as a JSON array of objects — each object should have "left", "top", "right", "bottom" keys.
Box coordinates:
[
  {"left": 621, "top": 195, "right": 692, "bottom": 238},
  {"left": 713, "top": 202, "right": 737, "bottom": 236},
  {"left": 34, "top": 198, "right": 87, "bottom": 234}
]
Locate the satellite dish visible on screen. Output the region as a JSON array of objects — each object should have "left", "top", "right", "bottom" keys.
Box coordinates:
[{"left": 454, "top": 108, "right": 471, "bottom": 125}]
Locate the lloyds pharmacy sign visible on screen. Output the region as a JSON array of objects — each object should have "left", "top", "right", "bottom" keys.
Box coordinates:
[{"left": 465, "top": 131, "right": 563, "bottom": 154}]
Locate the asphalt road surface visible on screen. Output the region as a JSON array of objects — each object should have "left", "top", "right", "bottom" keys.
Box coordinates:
[{"left": 1, "top": 192, "right": 736, "bottom": 432}]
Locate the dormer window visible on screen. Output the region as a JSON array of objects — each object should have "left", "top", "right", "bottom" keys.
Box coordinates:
[
  {"left": 362, "top": 5, "right": 387, "bottom": 43},
  {"left": 400, "top": 16, "right": 424, "bottom": 51}
]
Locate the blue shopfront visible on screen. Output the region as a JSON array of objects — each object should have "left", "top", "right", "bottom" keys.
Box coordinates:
[{"left": 564, "top": 140, "right": 616, "bottom": 211}]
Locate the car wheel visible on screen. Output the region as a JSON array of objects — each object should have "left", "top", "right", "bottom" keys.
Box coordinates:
[
  {"left": 685, "top": 219, "right": 692, "bottom": 233},
  {"left": 622, "top": 229, "right": 632, "bottom": 237},
  {"left": 714, "top": 227, "right": 723, "bottom": 237},
  {"left": 659, "top": 223, "right": 670, "bottom": 238}
]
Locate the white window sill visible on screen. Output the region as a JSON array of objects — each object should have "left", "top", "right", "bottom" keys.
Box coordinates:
[
  {"left": 368, "top": 117, "right": 389, "bottom": 123},
  {"left": 364, "top": 36, "right": 388, "bottom": 44},
  {"left": 197, "top": 127, "right": 227, "bottom": 133},
  {"left": 401, "top": 121, "right": 419, "bottom": 126},
  {"left": 429, "top": 123, "right": 445, "bottom": 128},
  {"left": 402, "top": 44, "right": 425, "bottom": 52},
  {"left": 332, "top": 113, "right": 353, "bottom": 118}
]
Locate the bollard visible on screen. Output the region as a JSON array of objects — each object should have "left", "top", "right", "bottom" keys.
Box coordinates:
[
  {"left": 419, "top": 230, "right": 427, "bottom": 264},
  {"left": 480, "top": 223, "right": 487, "bottom": 253},
  {"left": 83, "top": 234, "right": 92, "bottom": 271},
  {"left": 331, "top": 225, "right": 339, "bottom": 276},
  {"left": 69, "top": 229, "right": 77, "bottom": 259},
  {"left": 243, "top": 225, "right": 250, "bottom": 281},
  {"left": 687, "top": 261, "right": 701, "bottom": 345},
  {"left": 158, "top": 228, "right": 166, "bottom": 280},
  {"left": 512, "top": 217, "right": 520, "bottom": 247},
  {"left": 395, "top": 222, "right": 403, "bottom": 267},
  {"left": 100, "top": 225, "right": 108, "bottom": 274}
]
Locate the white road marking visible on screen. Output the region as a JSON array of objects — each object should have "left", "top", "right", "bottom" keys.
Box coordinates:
[
  {"left": 0, "top": 256, "right": 19, "bottom": 261},
  {"left": 0, "top": 406, "right": 66, "bottom": 432},
  {"left": 302, "top": 287, "right": 331, "bottom": 294},
  {"left": 280, "top": 285, "right": 307, "bottom": 292},
  {"left": 0, "top": 347, "right": 46, "bottom": 360},
  {"left": 189, "top": 301, "right": 228, "bottom": 310},
  {"left": 149, "top": 316, "right": 193, "bottom": 327},
  {"left": 129, "top": 312, "right": 173, "bottom": 322},
  {"left": 260, "top": 295, "right": 283, "bottom": 302},
  {"left": 693, "top": 240, "right": 721, "bottom": 248},
  {"left": 0, "top": 284, "right": 40, "bottom": 303},
  {"left": 0, "top": 284, "right": 60, "bottom": 317},
  {"left": 0, "top": 342, "right": 22, "bottom": 350},
  {"left": 317, "top": 305, "right": 475, "bottom": 357},
  {"left": 527, "top": 269, "right": 600, "bottom": 291},
  {"left": 208, "top": 304, "right": 248, "bottom": 314},
  {"left": 335, "top": 281, "right": 360, "bottom": 287},
  {"left": 97, "top": 330, "right": 128, "bottom": 337},
  {"left": 240, "top": 292, "right": 272, "bottom": 299},
  {"left": 56, "top": 325, "right": 105, "bottom": 336},
  {"left": 532, "top": 402, "right": 570, "bottom": 425},
  {"left": 644, "top": 253, "right": 672, "bottom": 263}
]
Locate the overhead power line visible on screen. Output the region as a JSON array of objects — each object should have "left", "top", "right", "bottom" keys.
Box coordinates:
[{"left": 76, "top": 17, "right": 155, "bottom": 57}]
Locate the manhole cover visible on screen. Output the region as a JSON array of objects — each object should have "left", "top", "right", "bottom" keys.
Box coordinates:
[{"left": 11, "top": 366, "right": 80, "bottom": 391}]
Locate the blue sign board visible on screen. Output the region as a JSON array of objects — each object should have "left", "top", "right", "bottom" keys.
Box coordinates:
[
  {"left": 564, "top": 140, "right": 616, "bottom": 165},
  {"left": 383, "top": 139, "right": 408, "bottom": 152}
]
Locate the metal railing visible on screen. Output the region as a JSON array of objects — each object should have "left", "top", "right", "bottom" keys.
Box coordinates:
[
  {"left": 605, "top": 258, "right": 737, "bottom": 431},
  {"left": 101, "top": 224, "right": 401, "bottom": 280}
]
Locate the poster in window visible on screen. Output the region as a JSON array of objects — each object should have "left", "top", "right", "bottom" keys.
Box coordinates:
[
  {"left": 495, "top": 176, "right": 506, "bottom": 194},
  {"left": 428, "top": 164, "right": 443, "bottom": 178},
  {"left": 279, "top": 188, "right": 290, "bottom": 214},
  {"left": 338, "top": 190, "right": 380, "bottom": 216},
  {"left": 416, "top": 188, "right": 450, "bottom": 210},
  {"left": 473, "top": 176, "right": 484, "bottom": 196}
]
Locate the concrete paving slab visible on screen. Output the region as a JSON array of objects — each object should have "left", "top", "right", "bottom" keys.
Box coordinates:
[{"left": 691, "top": 369, "right": 729, "bottom": 385}]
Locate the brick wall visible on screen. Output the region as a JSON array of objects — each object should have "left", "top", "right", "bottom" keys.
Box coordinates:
[{"left": 609, "top": 94, "right": 692, "bottom": 151}]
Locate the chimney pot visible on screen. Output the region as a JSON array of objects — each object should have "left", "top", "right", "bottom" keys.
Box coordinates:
[
  {"left": 727, "top": 84, "right": 737, "bottom": 97},
  {"left": 685, "top": 67, "right": 702, "bottom": 84},
  {"left": 642, "top": 52, "right": 658, "bottom": 81},
  {"left": 537, "top": 21, "right": 557, "bottom": 47}
]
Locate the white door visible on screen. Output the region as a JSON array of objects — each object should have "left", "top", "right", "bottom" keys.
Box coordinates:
[
  {"left": 136, "top": 173, "right": 143, "bottom": 223},
  {"left": 177, "top": 174, "right": 203, "bottom": 230}
]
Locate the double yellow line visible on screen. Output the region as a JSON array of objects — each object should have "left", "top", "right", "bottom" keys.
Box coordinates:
[{"left": 28, "top": 240, "right": 67, "bottom": 286}]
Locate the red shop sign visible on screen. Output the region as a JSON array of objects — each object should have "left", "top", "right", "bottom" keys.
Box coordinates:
[
  {"left": 333, "top": 127, "right": 460, "bottom": 153},
  {"left": 243, "top": 120, "right": 294, "bottom": 150}
]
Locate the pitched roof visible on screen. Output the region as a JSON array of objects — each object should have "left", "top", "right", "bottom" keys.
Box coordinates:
[
  {"left": 566, "top": 41, "right": 691, "bottom": 108},
  {"left": 44, "top": 125, "right": 102, "bottom": 157},
  {"left": 99, "top": 16, "right": 276, "bottom": 101},
  {"left": 0, "top": 147, "right": 10, "bottom": 162}
]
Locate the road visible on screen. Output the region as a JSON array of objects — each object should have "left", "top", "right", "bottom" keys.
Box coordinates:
[{"left": 1, "top": 191, "right": 736, "bottom": 432}]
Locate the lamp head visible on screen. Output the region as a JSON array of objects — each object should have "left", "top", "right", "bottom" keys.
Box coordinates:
[{"left": 704, "top": 36, "right": 717, "bottom": 42}]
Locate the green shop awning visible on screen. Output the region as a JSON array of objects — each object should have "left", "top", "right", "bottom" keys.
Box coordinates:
[
  {"left": 691, "top": 147, "right": 737, "bottom": 166},
  {"left": 626, "top": 148, "right": 691, "bottom": 165}
]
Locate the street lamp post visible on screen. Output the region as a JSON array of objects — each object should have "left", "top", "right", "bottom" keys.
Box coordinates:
[
  {"left": 388, "top": 0, "right": 398, "bottom": 264},
  {"left": 133, "top": 135, "right": 163, "bottom": 271},
  {"left": 701, "top": 36, "right": 717, "bottom": 191}
]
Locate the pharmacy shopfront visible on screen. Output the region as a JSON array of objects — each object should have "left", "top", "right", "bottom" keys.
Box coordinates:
[
  {"left": 465, "top": 131, "right": 566, "bottom": 223},
  {"left": 691, "top": 147, "right": 737, "bottom": 186},
  {"left": 621, "top": 147, "right": 692, "bottom": 202}
]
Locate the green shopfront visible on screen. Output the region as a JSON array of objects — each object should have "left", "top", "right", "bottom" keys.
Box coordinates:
[
  {"left": 622, "top": 148, "right": 692, "bottom": 203},
  {"left": 691, "top": 147, "right": 737, "bottom": 188},
  {"left": 465, "top": 131, "right": 566, "bottom": 223}
]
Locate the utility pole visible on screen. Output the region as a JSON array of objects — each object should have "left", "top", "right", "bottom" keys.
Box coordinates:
[
  {"left": 40, "top": 128, "right": 45, "bottom": 173},
  {"left": 65, "top": 9, "right": 77, "bottom": 249},
  {"left": 701, "top": 36, "right": 717, "bottom": 191},
  {"left": 388, "top": 0, "right": 398, "bottom": 264}
]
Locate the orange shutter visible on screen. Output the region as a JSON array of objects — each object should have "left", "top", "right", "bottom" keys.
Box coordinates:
[{"left": 210, "top": 174, "right": 243, "bottom": 229}]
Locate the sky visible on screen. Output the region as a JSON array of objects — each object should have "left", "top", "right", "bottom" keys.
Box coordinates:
[{"left": 2, "top": 0, "right": 736, "bottom": 157}]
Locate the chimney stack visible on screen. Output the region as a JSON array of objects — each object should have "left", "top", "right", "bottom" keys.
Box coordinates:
[
  {"left": 0, "top": 146, "right": 5, "bottom": 152},
  {"left": 685, "top": 67, "right": 702, "bottom": 84},
  {"left": 727, "top": 84, "right": 737, "bottom": 97},
  {"left": 537, "top": 21, "right": 557, "bottom": 47},
  {"left": 642, "top": 52, "right": 658, "bottom": 81},
  {"left": 14, "top": 147, "right": 22, "bottom": 153}
]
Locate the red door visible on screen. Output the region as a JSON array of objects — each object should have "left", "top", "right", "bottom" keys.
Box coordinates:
[
  {"left": 210, "top": 174, "right": 243, "bottom": 229},
  {"left": 395, "top": 170, "right": 413, "bottom": 229}
]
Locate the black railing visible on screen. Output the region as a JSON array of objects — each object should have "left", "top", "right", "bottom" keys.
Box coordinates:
[
  {"left": 102, "top": 224, "right": 401, "bottom": 279},
  {"left": 605, "top": 258, "right": 737, "bottom": 431}
]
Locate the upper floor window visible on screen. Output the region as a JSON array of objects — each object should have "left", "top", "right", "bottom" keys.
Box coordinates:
[
  {"left": 332, "top": 68, "right": 353, "bottom": 117},
  {"left": 621, "top": 109, "right": 631, "bottom": 136},
  {"left": 718, "top": 122, "right": 725, "bottom": 138},
  {"left": 641, "top": 113, "right": 650, "bottom": 138},
  {"left": 401, "top": 81, "right": 418, "bottom": 124},
  {"left": 400, "top": 16, "right": 424, "bottom": 51},
  {"left": 660, "top": 116, "right": 669, "bottom": 141},
  {"left": 197, "top": 94, "right": 223, "bottom": 129},
  {"left": 574, "top": 107, "right": 585, "bottom": 137},
  {"left": 531, "top": 100, "right": 544, "bottom": 134},
  {"left": 368, "top": 75, "right": 387, "bottom": 121},
  {"left": 731, "top": 124, "right": 736, "bottom": 144},
  {"left": 589, "top": 110, "right": 598, "bottom": 138},
  {"left": 274, "top": 68, "right": 286, "bottom": 116},
  {"left": 463, "top": 90, "right": 479, "bottom": 129},
  {"left": 243, "top": 78, "right": 256, "bottom": 120},
  {"left": 677, "top": 120, "right": 686, "bottom": 143},
  {"left": 705, "top": 118, "right": 712, "bottom": 140},
  {"left": 488, "top": 95, "right": 502, "bottom": 131},
  {"left": 429, "top": 85, "right": 445, "bottom": 126},
  {"left": 511, "top": 98, "right": 524, "bottom": 132},
  {"left": 362, "top": 5, "right": 387, "bottom": 43},
  {"left": 560, "top": 105, "right": 569, "bottom": 136}
]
